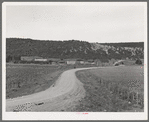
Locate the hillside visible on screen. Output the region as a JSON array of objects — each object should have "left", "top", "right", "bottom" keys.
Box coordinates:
[{"left": 6, "top": 38, "right": 144, "bottom": 62}]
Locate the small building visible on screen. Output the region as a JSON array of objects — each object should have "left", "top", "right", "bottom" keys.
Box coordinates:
[
  {"left": 87, "top": 59, "right": 94, "bottom": 63},
  {"left": 80, "top": 61, "right": 85, "bottom": 64},
  {"left": 67, "top": 61, "right": 76, "bottom": 65},
  {"left": 65, "top": 59, "right": 76, "bottom": 65},
  {"left": 21, "top": 56, "right": 42, "bottom": 61},
  {"left": 76, "top": 59, "right": 85, "bottom": 64},
  {"left": 51, "top": 62, "right": 57, "bottom": 65},
  {"left": 34, "top": 58, "right": 48, "bottom": 62},
  {"left": 84, "top": 61, "right": 90, "bottom": 64}
]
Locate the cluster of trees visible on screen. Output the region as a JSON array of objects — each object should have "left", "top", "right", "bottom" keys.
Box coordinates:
[
  {"left": 6, "top": 55, "right": 21, "bottom": 63},
  {"left": 135, "top": 59, "right": 142, "bottom": 65},
  {"left": 100, "top": 42, "right": 144, "bottom": 48}
]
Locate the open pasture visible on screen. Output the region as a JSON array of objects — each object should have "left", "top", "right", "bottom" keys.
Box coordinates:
[
  {"left": 89, "top": 66, "right": 144, "bottom": 93},
  {"left": 6, "top": 64, "right": 62, "bottom": 99},
  {"left": 75, "top": 66, "right": 144, "bottom": 112},
  {"left": 6, "top": 63, "right": 96, "bottom": 99}
]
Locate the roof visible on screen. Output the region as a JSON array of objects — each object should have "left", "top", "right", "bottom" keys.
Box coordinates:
[
  {"left": 21, "top": 56, "right": 43, "bottom": 59},
  {"left": 64, "top": 59, "right": 77, "bottom": 61},
  {"left": 59, "top": 61, "right": 65, "bottom": 63},
  {"left": 87, "top": 59, "right": 94, "bottom": 62},
  {"left": 48, "top": 58, "right": 60, "bottom": 61}
]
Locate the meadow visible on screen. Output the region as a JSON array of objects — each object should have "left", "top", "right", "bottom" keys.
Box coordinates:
[{"left": 75, "top": 66, "right": 144, "bottom": 112}]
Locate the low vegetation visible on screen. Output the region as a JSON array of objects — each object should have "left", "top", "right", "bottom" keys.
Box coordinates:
[
  {"left": 6, "top": 63, "right": 97, "bottom": 99},
  {"left": 135, "top": 59, "right": 142, "bottom": 65},
  {"left": 6, "top": 64, "right": 61, "bottom": 99},
  {"left": 74, "top": 66, "right": 144, "bottom": 112}
]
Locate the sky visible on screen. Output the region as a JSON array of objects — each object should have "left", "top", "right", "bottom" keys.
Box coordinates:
[{"left": 6, "top": 2, "right": 147, "bottom": 43}]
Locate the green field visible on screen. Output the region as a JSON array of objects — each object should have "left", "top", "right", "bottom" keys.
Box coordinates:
[{"left": 75, "top": 66, "right": 144, "bottom": 112}]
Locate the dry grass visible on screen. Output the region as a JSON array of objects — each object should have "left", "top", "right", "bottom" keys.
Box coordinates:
[
  {"left": 6, "top": 64, "right": 62, "bottom": 99},
  {"left": 74, "top": 66, "right": 144, "bottom": 112},
  {"left": 6, "top": 63, "right": 97, "bottom": 99}
]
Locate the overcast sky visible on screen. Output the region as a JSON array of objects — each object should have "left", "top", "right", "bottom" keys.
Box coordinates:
[{"left": 6, "top": 2, "right": 146, "bottom": 43}]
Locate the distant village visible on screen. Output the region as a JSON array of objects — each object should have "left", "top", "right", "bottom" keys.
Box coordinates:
[
  {"left": 6, "top": 55, "right": 99, "bottom": 65},
  {"left": 6, "top": 55, "right": 143, "bottom": 67}
]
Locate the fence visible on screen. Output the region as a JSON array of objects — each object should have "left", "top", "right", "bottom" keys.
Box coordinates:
[{"left": 96, "top": 77, "right": 144, "bottom": 108}]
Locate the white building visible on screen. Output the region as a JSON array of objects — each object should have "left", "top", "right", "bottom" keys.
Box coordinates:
[
  {"left": 35, "top": 59, "right": 48, "bottom": 62},
  {"left": 66, "top": 61, "right": 76, "bottom": 65},
  {"left": 80, "top": 61, "right": 85, "bottom": 64}
]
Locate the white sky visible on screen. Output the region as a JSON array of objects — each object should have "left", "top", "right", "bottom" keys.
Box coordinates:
[{"left": 6, "top": 2, "right": 147, "bottom": 43}]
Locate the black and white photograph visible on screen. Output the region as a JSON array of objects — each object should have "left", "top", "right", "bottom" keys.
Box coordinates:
[{"left": 2, "top": 2, "right": 148, "bottom": 120}]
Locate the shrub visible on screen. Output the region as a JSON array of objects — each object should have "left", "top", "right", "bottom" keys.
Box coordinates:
[{"left": 135, "top": 59, "right": 142, "bottom": 65}]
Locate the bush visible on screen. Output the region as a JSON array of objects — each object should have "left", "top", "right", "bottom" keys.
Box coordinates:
[
  {"left": 114, "top": 63, "right": 119, "bottom": 66},
  {"left": 135, "top": 59, "right": 142, "bottom": 65}
]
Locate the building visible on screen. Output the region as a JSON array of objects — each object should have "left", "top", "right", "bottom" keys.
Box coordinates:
[
  {"left": 76, "top": 59, "right": 85, "bottom": 64},
  {"left": 65, "top": 59, "right": 76, "bottom": 65},
  {"left": 34, "top": 59, "right": 48, "bottom": 62},
  {"left": 21, "top": 56, "right": 42, "bottom": 61},
  {"left": 80, "top": 61, "right": 85, "bottom": 64}
]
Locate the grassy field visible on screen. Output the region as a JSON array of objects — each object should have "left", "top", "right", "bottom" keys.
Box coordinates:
[
  {"left": 6, "top": 64, "right": 63, "bottom": 99},
  {"left": 89, "top": 66, "right": 144, "bottom": 93},
  {"left": 74, "top": 66, "right": 144, "bottom": 112},
  {"left": 6, "top": 63, "right": 97, "bottom": 99}
]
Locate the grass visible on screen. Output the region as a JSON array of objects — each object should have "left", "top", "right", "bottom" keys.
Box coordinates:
[
  {"left": 74, "top": 66, "right": 144, "bottom": 112},
  {"left": 6, "top": 64, "right": 62, "bottom": 99},
  {"left": 6, "top": 63, "right": 97, "bottom": 99},
  {"left": 88, "top": 66, "right": 144, "bottom": 93}
]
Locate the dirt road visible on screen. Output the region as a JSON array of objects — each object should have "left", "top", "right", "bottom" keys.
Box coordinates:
[{"left": 6, "top": 67, "right": 99, "bottom": 112}]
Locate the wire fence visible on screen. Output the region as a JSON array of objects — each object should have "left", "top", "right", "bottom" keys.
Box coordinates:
[{"left": 96, "top": 77, "right": 144, "bottom": 108}]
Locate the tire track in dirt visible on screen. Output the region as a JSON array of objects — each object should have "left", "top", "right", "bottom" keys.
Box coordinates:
[{"left": 6, "top": 67, "right": 99, "bottom": 112}]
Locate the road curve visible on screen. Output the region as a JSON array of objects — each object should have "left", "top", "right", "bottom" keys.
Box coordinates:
[{"left": 6, "top": 67, "right": 100, "bottom": 112}]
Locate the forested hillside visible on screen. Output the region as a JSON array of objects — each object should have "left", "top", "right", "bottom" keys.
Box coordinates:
[{"left": 6, "top": 38, "right": 144, "bottom": 62}]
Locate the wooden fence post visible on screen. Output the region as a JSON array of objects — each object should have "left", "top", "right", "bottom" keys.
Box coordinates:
[
  {"left": 137, "top": 92, "right": 138, "bottom": 105},
  {"left": 127, "top": 92, "right": 129, "bottom": 101}
]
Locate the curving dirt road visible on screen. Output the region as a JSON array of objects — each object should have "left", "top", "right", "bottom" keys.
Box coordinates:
[{"left": 6, "top": 67, "right": 99, "bottom": 112}]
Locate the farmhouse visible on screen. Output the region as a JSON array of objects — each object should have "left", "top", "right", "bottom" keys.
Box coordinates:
[
  {"left": 21, "top": 56, "right": 42, "bottom": 61},
  {"left": 65, "top": 59, "right": 76, "bottom": 65},
  {"left": 76, "top": 59, "right": 85, "bottom": 64},
  {"left": 34, "top": 58, "right": 48, "bottom": 62},
  {"left": 80, "top": 61, "right": 85, "bottom": 64}
]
